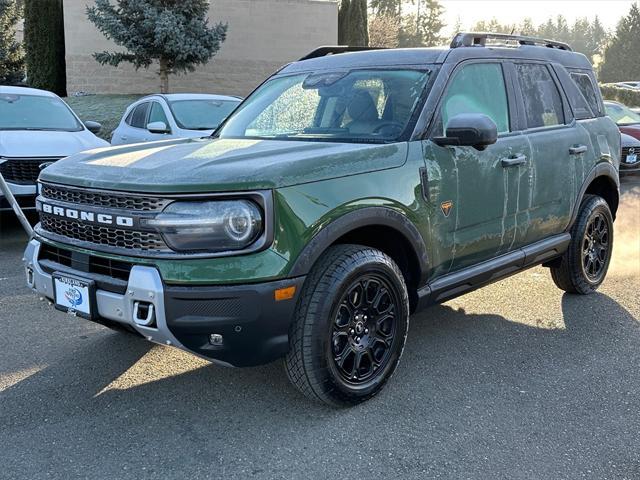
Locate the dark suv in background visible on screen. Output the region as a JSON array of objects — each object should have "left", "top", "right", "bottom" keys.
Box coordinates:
[{"left": 24, "top": 33, "right": 620, "bottom": 406}]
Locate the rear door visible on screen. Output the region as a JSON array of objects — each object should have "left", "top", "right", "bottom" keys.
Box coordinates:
[{"left": 510, "top": 62, "right": 591, "bottom": 246}]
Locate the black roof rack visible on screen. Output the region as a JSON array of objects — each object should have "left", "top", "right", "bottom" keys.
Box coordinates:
[
  {"left": 451, "top": 32, "right": 572, "bottom": 51},
  {"left": 299, "top": 46, "right": 385, "bottom": 61}
]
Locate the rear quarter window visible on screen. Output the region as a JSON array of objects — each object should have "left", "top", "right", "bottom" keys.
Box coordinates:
[{"left": 570, "top": 72, "right": 602, "bottom": 117}]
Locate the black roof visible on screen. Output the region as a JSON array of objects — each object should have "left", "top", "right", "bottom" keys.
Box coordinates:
[{"left": 281, "top": 34, "right": 593, "bottom": 75}]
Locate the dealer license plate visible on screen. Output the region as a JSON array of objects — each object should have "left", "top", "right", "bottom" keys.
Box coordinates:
[{"left": 53, "top": 274, "right": 92, "bottom": 317}]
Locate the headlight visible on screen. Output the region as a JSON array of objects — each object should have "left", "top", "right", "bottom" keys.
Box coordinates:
[{"left": 142, "top": 200, "right": 263, "bottom": 252}]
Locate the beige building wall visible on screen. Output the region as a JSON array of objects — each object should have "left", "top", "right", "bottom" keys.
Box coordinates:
[{"left": 63, "top": 0, "right": 338, "bottom": 96}]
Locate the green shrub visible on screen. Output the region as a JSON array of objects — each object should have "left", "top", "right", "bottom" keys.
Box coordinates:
[{"left": 600, "top": 84, "right": 640, "bottom": 107}]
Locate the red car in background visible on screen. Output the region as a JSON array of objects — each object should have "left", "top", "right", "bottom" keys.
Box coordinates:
[{"left": 604, "top": 100, "right": 640, "bottom": 140}]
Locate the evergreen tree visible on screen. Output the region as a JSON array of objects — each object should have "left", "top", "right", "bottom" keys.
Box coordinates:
[
  {"left": 600, "top": 2, "right": 640, "bottom": 82},
  {"left": 570, "top": 17, "right": 592, "bottom": 57},
  {"left": 588, "top": 16, "right": 609, "bottom": 61},
  {"left": 519, "top": 18, "right": 536, "bottom": 36},
  {"left": 399, "top": 0, "right": 445, "bottom": 47},
  {"left": 23, "top": 0, "right": 66, "bottom": 96},
  {"left": 369, "top": 0, "right": 402, "bottom": 17},
  {"left": 338, "top": 0, "right": 368, "bottom": 46},
  {"left": 0, "top": 0, "right": 24, "bottom": 84},
  {"left": 87, "top": 0, "right": 227, "bottom": 93}
]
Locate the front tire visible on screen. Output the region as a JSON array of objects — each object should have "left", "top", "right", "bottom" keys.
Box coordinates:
[
  {"left": 550, "top": 195, "right": 614, "bottom": 294},
  {"left": 285, "top": 244, "right": 409, "bottom": 407}
]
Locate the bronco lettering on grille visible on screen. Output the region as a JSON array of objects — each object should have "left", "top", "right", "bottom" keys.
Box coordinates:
[{"left": 40, "top": 203, "right": 135, "bottom": 227}]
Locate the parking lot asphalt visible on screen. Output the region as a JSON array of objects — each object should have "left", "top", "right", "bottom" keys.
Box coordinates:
[{"left": 0, "top": 176, "right": 639, "bottom": 480}]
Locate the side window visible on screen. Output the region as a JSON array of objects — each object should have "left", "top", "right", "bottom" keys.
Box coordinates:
[
  {"left": 149, "top": 102, "right": 169, "bottom": 127},
  {"left": 516, "top": 64, "right": 565, "bottom": 128},
  {"left": 570, "top": 72, "right": 602, "bottom": 116},
  {"left": 129, "top": 102, "right": 150, "bottom": 129},
  {"left": 441, "top": 63, "right": 510, "bottom": 133}
]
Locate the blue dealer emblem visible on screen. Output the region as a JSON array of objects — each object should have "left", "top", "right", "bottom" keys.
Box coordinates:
[{"left": 64, "top": 287, "right": 83, "bottom": 307}]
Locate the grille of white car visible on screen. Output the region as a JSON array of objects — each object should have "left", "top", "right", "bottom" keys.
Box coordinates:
[{"left": 0, "top": 158, "right": 61, "bottom": 185}]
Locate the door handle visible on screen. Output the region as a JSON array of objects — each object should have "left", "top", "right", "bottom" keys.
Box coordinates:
[
  {"left": 569, "top": 145, "right": 588, "bottom": 155},
  {"left": 501, "top": 154, "right": 527, "bottom": 168}
]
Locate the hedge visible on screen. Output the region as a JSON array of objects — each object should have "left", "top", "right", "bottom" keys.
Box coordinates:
[{"left": 600, "top": 84, "right": 640, "bottom": 107}]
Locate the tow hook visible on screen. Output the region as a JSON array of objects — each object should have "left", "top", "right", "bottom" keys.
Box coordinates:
[{"left": 133, "top": 301, "right": 156, "bottom": 327}]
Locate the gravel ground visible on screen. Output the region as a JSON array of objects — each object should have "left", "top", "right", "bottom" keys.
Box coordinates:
[{"left": 0, "top": 176, "right": 638, "bottom": 480}]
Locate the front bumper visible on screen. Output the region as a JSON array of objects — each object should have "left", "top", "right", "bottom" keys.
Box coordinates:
[{"left": 23, "top": 239, "right": 305, "bottom": 367}]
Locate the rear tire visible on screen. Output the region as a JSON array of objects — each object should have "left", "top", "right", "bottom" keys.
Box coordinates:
[
  {"left": 285, "top": 244, "right": 409, "bottom": 407},
  {"left": 550, "top": 195, "right": 614, "bottom": 294}
]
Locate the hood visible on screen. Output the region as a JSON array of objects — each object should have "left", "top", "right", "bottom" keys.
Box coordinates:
[
  {"left": 39, "top": 137, "right": 409, "bottom": 193},
  {"left": 0, "top": 129, "right": 109, "bottom": 158},
  {"left": 621, "top": 132, "right": 640, "bottom": 147},
  {"left": 619, "top": 124, "right": 640, "bottom": 141}
]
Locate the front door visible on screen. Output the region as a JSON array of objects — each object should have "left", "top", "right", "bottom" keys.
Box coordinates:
[{"left": 423, "top": 62, "right": 530, "bottom": 277}]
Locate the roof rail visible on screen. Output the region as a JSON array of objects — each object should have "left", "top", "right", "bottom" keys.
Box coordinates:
[
  {"left": 299, "top": 46, "right": 385, "bottom": 61},
  {"left": 451, "top": 32, "right": 573, "bottom": 51}
]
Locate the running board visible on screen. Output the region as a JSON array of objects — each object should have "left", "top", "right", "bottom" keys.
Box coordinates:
[{"left": 416, "top": 233, "right": 570, "bottom": 309}]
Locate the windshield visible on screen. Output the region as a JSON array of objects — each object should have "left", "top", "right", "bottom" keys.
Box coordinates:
[
  {"left": 169, "top": 99, "right": 240, "bottom": 130},
  {"left": 605, "top": 102, "right": 640, "bottom": 125},
  {"left": 217, "top": 69, "right": 431, "bottom": 143},
  {"left": 0, "top": 93, "right": 83, "bottom": 131}
]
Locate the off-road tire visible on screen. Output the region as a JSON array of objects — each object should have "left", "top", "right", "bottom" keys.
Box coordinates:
[
  {"left": 285, "top": 244, "right": 409, "bottom": 407},
  {"left": 550, "top": 195, "right": 614, "bottom": 294}
]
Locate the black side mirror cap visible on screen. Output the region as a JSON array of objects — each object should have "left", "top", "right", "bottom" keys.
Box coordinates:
[
  {"left": 433, "top": 113, "right": 498, "bottom": 151},
  {"left": 84, "top": 121, "right": 102, "bottom": 134}
]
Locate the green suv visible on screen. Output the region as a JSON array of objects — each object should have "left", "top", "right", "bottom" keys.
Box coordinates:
[{"left": 24, "top": 33, "right": 621, "bottom": 406}]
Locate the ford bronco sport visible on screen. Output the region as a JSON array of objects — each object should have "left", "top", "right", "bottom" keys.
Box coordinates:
[{"left": 24, "top": 33, "right": 621, "bottom": 407}]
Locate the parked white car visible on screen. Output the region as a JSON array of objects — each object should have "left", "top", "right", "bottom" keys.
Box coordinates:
[
  {"left": 614, "top": 81, "right": 640, "bottom": 91},
  {"left": 111, "top": 93, "right": 242, "bottom": 145},
  {"left": 0, "top": 86, "right": 109, "bottom": 211}
]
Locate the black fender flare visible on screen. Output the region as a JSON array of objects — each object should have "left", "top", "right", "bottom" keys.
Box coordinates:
[
  {"left": 288, "top": 206, "right": 429, "bottom": 285},
  {"left": 566, "top": 161, "right": 620, "bottom": 231}
]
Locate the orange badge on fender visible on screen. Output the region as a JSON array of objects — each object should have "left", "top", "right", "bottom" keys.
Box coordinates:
[{"left": 440, "top": 200, "right": 453, "bottom": 218}]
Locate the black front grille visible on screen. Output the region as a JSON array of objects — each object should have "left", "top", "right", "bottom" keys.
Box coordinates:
[
  {"left": 0, "top": 158, "right": 59, "bottom": 184},
  {"left": 39, "top": 243, "right": 73, "bottom": 268},
  {"left": 39, "top": 243, "right": 134, "bottom": 287},
  {"left": 40, "top": 183, "right": 171, "bottom": 212},
  {"left": 40, "top": 214, "right": 168, "bottom": 252}
]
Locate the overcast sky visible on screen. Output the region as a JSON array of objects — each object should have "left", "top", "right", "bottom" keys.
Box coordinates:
[{"left": 439, "top": 0, "right": 636, "bottom": 34}]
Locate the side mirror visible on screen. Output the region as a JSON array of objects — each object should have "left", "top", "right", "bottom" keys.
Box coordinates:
[
  {"left": 433, "top": 113, "right": 498, "bottom": 151},
  {"left": 147, "top": 121, "right": 170, "bottom": 134},
  {"left": 84, "top": 121, "right": 102, "bottom": 134}
]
